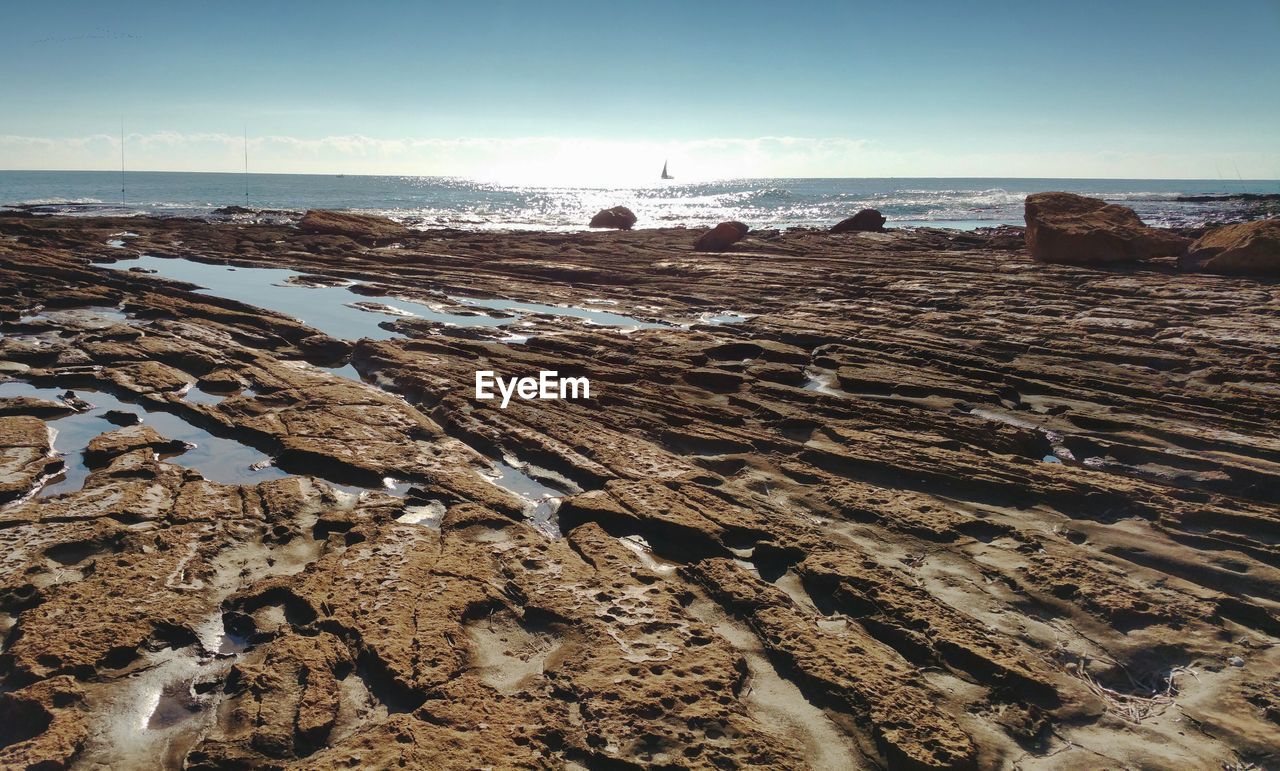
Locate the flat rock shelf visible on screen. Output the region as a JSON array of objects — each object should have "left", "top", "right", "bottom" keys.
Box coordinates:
[{"left": 0, "top": 214, "right": 1277, "bottom": 770}]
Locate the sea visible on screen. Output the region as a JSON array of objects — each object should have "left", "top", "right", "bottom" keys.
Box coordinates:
[{"left": 1, "top": 171, "right": 1275, "bottom": 231}]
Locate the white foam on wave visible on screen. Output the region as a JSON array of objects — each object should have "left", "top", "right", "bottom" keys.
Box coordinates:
[
  {"left": 868, "top": 188, "right": 1028, "bottom": 207},
  {"left": 1095, "top": 191, "right": 1184, "bottom": 201},
  {"left": 16, "top": 197, "right": 104, "bottom": 205}
]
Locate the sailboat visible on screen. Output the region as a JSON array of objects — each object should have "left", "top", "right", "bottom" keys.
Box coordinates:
[{"left": 661, "top": 160, "right": 673, "bottom": 180}]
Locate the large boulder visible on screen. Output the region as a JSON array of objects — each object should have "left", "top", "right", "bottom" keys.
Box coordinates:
[
  {"left": 694, "top": 221, "right": 749, "bottom": 252},
  {"left": 1024, "top": 192, "right": 1189, "bottom": 265},
  {"left": 1180, "top": 219, "right": 1280, "bottom": 276},
  {"left": 588, "top": 206, "right": 637, "bottom": 230},
  {"left": 298, "top": 210, "right": 407, "bottom": 241},
  {"left": 830, "top": 209, "right": 886, "bottom": 233}
]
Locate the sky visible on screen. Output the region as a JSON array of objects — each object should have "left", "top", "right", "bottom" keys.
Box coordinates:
[{"left": 1, "top": 0, "right": 1278, "bottom": 182}]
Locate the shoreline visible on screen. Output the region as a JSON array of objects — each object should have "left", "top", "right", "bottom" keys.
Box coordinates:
[
  {"left": 3, "top": 174, "right": 1277, "bottom": 234},
  {"left": 4, "top": 201, "right": 1274, "bottom": 237},
  {"left": 1, "top": 201, "right": 1032, "bottom": 233},
  {"left": 0, "top": 213, "right": 1277, "bottom": 768}
]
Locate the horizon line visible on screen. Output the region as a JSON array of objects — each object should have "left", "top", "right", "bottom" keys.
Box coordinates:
[{"left": 2, "top": 168, "right": 1279, "bottom": 183}]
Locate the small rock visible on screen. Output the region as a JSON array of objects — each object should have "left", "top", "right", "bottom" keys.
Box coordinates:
[
  {"left": 58, "top": 391, "right": 94, "bottom": 412},
  {"left": 102, "top": 410, "right": 141, "bottom": 427},
  {"left": 831, "top": 209, "right": 887, "bottom": 233},
  {"left": 213, "top": 205, "right": 255, "bottom": 216},
  {"left": 694, "top": 221, "right": 749, "bottom": 252},
  {"left": 1228, "top": 656, "right": 1245, "bottom": 667},
  {"left": 588, "top": 206, "right": 637, "bottom": 230}
]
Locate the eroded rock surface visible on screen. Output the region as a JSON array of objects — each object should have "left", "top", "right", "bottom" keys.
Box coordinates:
[
  {"left": 0, "top": 213, "right": 1277, "bottom": 769},
  {"left": 0, "top": 416, "right": 57, "bottom": 503}
]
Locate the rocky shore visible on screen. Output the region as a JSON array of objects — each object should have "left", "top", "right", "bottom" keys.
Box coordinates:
[{"left": 0, "top": 208, "right": 1277, "bottom": 769}]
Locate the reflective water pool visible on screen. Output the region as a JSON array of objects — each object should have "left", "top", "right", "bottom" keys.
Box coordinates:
[
  {"left": 0, "top": 380, "right": 286, "bottom": 497},
  {"left": 452, "top": 296, "right": 667, "bottom": 330},
  {"left": 484, "top": 460, "right": 568, "bottom": 537},
  {"left": 97, "top": 255, "right": 504, "bottom": 340},
  {"left": 97, "top": 255, "right": 669, "bottom": 339}
]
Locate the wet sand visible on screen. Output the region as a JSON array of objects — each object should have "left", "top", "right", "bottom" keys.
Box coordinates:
[{"left": 0, "top": 213, "right": 1277, "bottom": 768}]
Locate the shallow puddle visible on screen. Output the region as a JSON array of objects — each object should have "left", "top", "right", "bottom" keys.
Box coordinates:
[
  {"left": 180, "top": 384, "right": 239, "bottom": 406},
  {"left": 97, "top": 255, "right": 668, "bottom": 339},
  {"left": 98, "top": 255, "right": 507, "bottom": 340},
  {"left": 396, "top": 500, "right": 447, "bottom": 527},
  {"left": 483, "top": 460, "right": 568, "bottom": 537},
  {"left": 16, "top": 306, "right": 130, "bottom": 328},
  {"left": 965, "top": 405, "right": 1076, "bottom": 463},
  {"left": 79, "top": 610, "right": 246, "bottom": 769},
  {"left": 802, "top": 368, "right": 843, "bottom": 395},
  {"left": 616, "top": 535, "right": 678, "bottom": 576},
  {"left": 327, "top": 477, "right": 415, "bottom": 500},
  {"left": 108, "top": 231, "right": 139, "bottom": 246},
  {"left": 699, "top": 311, "right": 753, "bottom": 325},
  {"left": 967, "top": 406, "right": 1040, "bottom": 431},
  {"left": 0, "top": 381, "right": 286, "bottom": 497},
  {"left": 320, "top": 362, "right": 365, "bottom": 382},
  {"left": 451, "top": 295, "right": 667, "bottom": 330}
]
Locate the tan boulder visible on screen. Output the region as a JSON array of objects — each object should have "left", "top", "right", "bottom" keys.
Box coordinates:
[
  {"left": 1181, "top": 218, "right": 1280, "bottom": 275},
  {"left": 694, "top": 221, "right": 749, "bottom": 251},
  {"left": 830, "top": 208, "right": 886, "bottom": 233},
  {"left": 1024, "top": 192, "right": 1189, "bottom": 264},
  {"left": 587, "top": 206, "right": 637, "bottom": 230},
  {"left": 298, "top": 210, "right": 407, "bottom": 241}
]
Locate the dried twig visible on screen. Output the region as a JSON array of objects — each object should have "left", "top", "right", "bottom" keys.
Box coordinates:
[{"left": 1052, "top": 646, "right": 1197, "bottom": 724}]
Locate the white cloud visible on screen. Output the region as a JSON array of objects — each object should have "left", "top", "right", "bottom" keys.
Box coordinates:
[{"left": 1, "top": 132, "right": 1276, "bottom": 182}]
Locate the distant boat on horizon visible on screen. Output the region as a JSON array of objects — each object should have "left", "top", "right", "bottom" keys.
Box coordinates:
[{"left": 661, "top": 160, "right": 673, "bottom": 180}]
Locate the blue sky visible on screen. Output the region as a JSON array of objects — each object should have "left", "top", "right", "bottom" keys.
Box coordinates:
[{"left": 2, "top": 0, "right": 1277, "bottom": 180}]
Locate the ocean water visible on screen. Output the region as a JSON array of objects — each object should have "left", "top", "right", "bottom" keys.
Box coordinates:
[{"left": 1, "top": 171, "right": 1275, "bottom": 231}]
